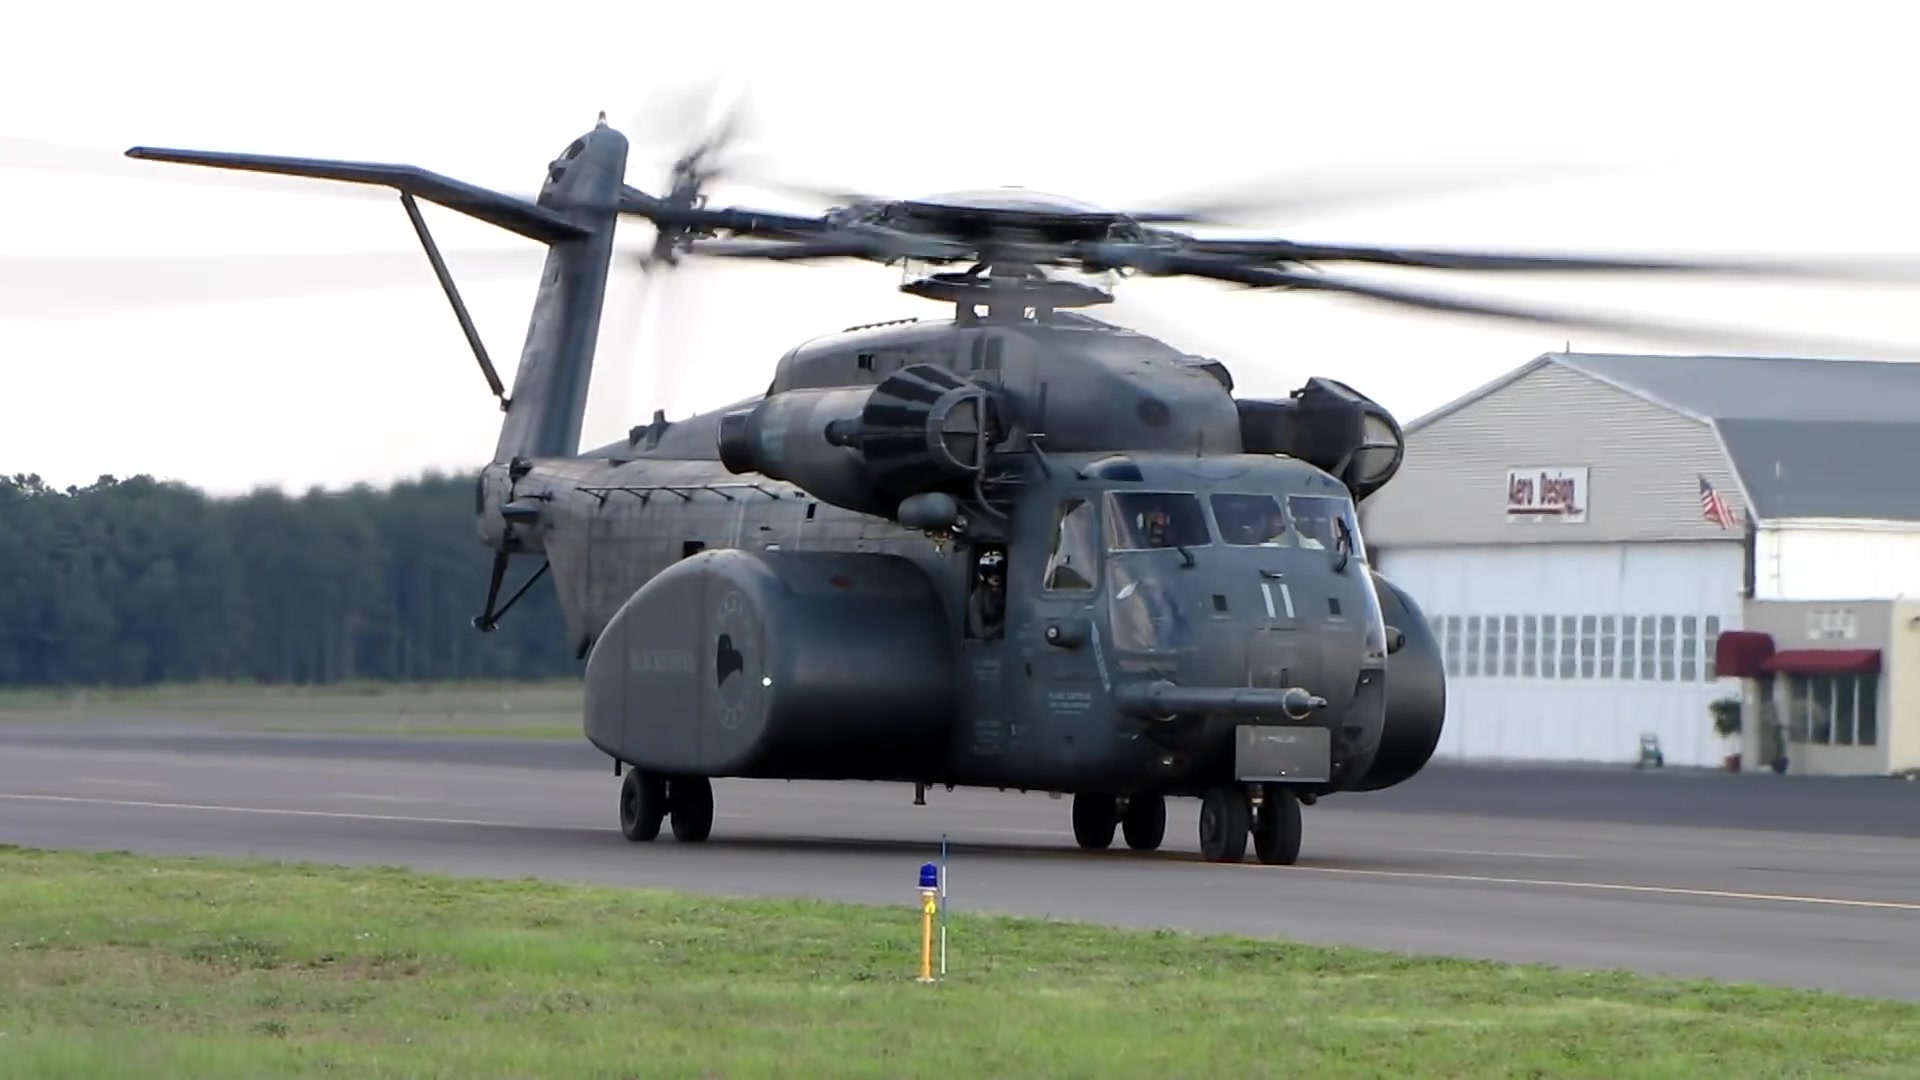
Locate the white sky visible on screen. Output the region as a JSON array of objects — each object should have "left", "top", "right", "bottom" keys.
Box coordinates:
[{"left": 5, "top": 0, "right": 1920, "bottom": 495}]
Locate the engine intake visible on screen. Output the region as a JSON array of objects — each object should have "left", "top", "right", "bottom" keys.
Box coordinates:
[
  {"left": 718, "top": 363, "right": 1001, "bottom": 519},
  {"left": 1236, "top": 377, "right": 1405, "bottom": 502}
]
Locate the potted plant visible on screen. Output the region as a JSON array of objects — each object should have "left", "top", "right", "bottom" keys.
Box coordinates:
[{"left": 1710, "top": 696, "right": 1743, "bottom": 771}]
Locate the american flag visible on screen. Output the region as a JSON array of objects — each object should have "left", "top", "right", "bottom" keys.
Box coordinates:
[{"left": 1699, "top": 475, "right": 1736, "bottom": 529}]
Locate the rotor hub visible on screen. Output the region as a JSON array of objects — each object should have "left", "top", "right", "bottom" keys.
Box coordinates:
[{"left": 900, "top": 266, "right": 1113, "bottom": 317}]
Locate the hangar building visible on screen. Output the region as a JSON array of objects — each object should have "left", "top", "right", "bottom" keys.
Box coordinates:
[{"left": 1358, "top": 351, "right": 1920, "bottom": 772}]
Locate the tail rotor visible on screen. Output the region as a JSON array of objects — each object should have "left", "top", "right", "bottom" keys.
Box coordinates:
[{"left": 594, "top": 81, "right": 757, "bottom": 436}]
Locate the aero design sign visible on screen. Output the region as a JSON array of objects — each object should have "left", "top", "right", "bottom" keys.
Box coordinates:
[{"left": 1506, "top": 466, "right": 1588, "bottom": 523}]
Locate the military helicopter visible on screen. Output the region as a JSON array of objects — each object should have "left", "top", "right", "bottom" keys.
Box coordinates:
[{"left": 118, "top": 111, "right": 1920, "bottom": 865}]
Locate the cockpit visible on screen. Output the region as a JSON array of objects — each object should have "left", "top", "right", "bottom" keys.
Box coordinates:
[
  {"left": 1035, "top": 481, "right": 1379, "bottom": 660},
  {"left": 1078, "top": 487, "right": 1368, "bottom": 657},
  {"left": 1100, "top": 489, "right": 1365, "bottom": 558},
  {"left": 1106, "top": 491, "right": 1212, "bottom": 550}
]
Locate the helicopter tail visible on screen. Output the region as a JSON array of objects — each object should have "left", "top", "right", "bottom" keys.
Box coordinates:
[{"left": 125, "top": 116, "right": 631, "bottom": 463}]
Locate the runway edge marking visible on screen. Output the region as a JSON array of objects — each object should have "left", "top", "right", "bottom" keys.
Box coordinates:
[
  {"left": 0, "top": 792, "right": 567, "bottom": 832},
  {"left": 5, "top": 792, "right": 1918, "bottom": 914},
  {"left": 1253, "top": 862, "right": 1920, "bottom": 912}
]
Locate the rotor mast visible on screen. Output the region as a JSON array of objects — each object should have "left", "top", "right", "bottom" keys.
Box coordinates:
[{"left": 899, "top": 259, "right": 1115, "bottom": 325}]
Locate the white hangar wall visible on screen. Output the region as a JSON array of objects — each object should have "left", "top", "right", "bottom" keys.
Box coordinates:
[
  {"left": 1377, "top": 542, "right": 1743, "bottom": 768},
  {"left": 1756, "top": 523, "right": 1920, "bottom": 601},
  {"left": 1362, "top": 359, "right": 1749, "bottom": 768}
]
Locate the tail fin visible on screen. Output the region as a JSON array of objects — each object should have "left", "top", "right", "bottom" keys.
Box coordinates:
[{"left": 126, "top": 116, "right": 630, "bottom": 463}]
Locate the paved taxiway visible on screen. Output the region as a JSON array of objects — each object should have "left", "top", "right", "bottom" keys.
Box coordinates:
[{"left": 2, "top": 721, "right": 1917, "bottom": 1002}]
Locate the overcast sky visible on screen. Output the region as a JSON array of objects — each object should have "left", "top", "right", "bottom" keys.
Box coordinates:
[{"left": 5, "top": 1, "right": 1920, "bottom": 495}]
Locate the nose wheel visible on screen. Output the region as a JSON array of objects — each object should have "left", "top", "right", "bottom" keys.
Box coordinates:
[
  {"left": 1198, "top": 784, "right": 1302, "bottom": 865},
  {"left": 1198, "top": 786, "right": 1250, "bottom": 862}
]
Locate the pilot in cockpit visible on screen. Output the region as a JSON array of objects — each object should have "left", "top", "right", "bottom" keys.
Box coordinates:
[
  {"left": 1213, "top": 495, "right": 1288, "bottom": 546},
  {"left": 1290, "top": 498, "right": 1331, "bottom": 550},
  {"left": 1253, "top": 502, "right": 1288, "bottom": 545},
  {"left": 1140, "top": 505, "right": 1173, "bottom": 548}
]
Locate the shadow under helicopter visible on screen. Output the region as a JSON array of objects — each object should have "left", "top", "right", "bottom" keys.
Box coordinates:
[{"left": 565, "top": 825, "right": 1412, "bottom": 871}]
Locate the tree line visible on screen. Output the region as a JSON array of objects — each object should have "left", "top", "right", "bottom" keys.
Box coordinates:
[{"left": 0, "top": 472, "right": 577, "bottom": 689}]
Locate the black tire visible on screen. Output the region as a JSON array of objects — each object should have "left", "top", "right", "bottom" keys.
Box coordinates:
[
  {"left": 1251, "top": 787, "right": 1302, "bottom": 866},
  {"left": 618, "top": 769, "right": 667, "bottom": 842},
  {"left": 1071, "top": 793, "right": 1118, "bottom": 849},
  {"left": 668, "top": 777, "right": 714, "bottom": 842},
  {"left": 1121, "top": 794, "right": 1166, "bottom": 851},
  {"left": 1198, "top": 786, "right": 1250, "bottom": 863}
]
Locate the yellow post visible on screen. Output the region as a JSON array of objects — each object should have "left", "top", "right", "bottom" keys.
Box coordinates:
[
  {"left": 919, "top": 890, "right": 937, "bottom": 983},
  {"left": 916, "top": 861, "right": 939, "bottom": 983}
]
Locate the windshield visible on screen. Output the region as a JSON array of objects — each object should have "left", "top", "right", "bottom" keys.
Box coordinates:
[
  {"left": 1107, "top": 552, "right": 1197, "bottom": 653},
  {"left": 1104, "top": 491, "right": 1212, "bottom": 551},
  {"left": 1209, "top": 493, "right": 1288, "bottom": 546},
  {"left": 1287, "top": 493, "right": 1367, "bottom": 563}
]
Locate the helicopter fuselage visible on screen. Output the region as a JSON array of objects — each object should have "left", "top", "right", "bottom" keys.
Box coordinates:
[{"left": 477, "top": 314, "right": 1445, "bottom": 803}]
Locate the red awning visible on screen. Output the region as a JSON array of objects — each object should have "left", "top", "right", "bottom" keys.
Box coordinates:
[
  {"left": 1758, "top": 648, "right": 1881, "bottom": 675},
  {"left": 1715, "top": 631, "right": 1881, "bottom": 676},
  {"left": 1714, "top": 630, "right": 1775, "bottom": 678}
]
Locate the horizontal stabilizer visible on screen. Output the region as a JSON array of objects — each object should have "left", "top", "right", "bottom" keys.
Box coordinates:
[{"left": 123, "top": 147, "right": 589, "bottom": 245}]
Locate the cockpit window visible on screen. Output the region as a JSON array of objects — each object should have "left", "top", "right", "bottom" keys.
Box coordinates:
[
  {"left": 1287, "top": 493, "right": 1367, "bottom": 562},
  {"left": 1209, "top": 493, "right": 1288, "bottom": 546},
  {"left": 1104, "top": 491, "right": 1212, "bottom": 551}
]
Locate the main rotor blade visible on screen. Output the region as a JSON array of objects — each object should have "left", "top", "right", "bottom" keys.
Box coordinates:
[
  {"left": 676, "top": 231, "right": 972, "bottom": 264},
  {"left": 1160, "top": 253, "right": 1920, "bottom": 360},
  {"left": 1122, "top": 155, "right": 1653, "bottom": 226},
  {"left": 681, "top": 236, "right": 885, "bottom": 261},
  {"left": 1180, "top": 237, "right": 1920, "bottom": 282}
]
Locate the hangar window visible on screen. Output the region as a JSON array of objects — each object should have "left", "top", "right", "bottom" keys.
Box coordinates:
[
  {"left": 1658, "top": 615, "right": 1678, "bottom": 681},
  {"left": 1465, "top": 616, "right": 1482, "bottom": 677},
  {"left": 1539, "top": 615, "right": 1557, "bottom": 679},
  {"left": 1558, "top": 616, "right": 1577, "bottom": 679},
  {"left": 1579, "top": 615, "right": 1597, "bottom": 679},
  {"left": 1043, "top": 497, "right": 1099, "bottom": 592},
  {"left": 1501, "top": 616, "right": 1519, "bottom": 677},
  {"left": 1521, "top": 616, "right": 1539, "bottom": 677},
  {"left": 1680, "top": 616, "right": 1700, "bottom": 680},
  {"left": 1619, "top": 616, "right": 1638, "bottom": 680},
  {"left": 1443, "top": 616, "right": 1462, "bottom": 676},
  {"left": 1703, "top": 616, "right": 1722, "bottom": 680},
  {"left": 1786, "top": 672, "right": 1879, "bottom": 746},
  {"left": 1638, "top": 616, "right": 1657, "bottom": 680},
  {"left": 1599, "top": 616, "right": 1617, "bottom": 678}
]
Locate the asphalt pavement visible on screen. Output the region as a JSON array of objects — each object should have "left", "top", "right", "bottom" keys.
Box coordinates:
[{"left": 1, "top": 720, "right": 1916, "bottom": 1002}]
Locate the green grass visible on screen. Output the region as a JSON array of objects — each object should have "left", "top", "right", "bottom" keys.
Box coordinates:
[
  {"left": 0, "top": 680, "right": 582, "bottom": 739},
  {"left": 0, "top": 847, "right": 1913, "bottom": 1079}
]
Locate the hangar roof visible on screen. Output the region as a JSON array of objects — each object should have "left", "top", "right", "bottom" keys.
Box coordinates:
[{"left": 1408, "top": 351, "right": 1920, "bottom": 523}]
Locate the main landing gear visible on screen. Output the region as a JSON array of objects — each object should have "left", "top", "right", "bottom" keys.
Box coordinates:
[
  {"left": 1072, "top": 786, "right": 1301, "bottom": 864},
  {"left": 1197, "top": 784, "right": 1302, "bottom": 866},
  {"left": 618, "top": 768, "right": 713, "bottom": 843},
  {"left": 1071, "top": 793, "right": 1168, "bottom": 851}
]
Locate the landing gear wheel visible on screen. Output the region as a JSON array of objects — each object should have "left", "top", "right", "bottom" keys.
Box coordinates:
[
  {"left": 1198, "top": 785, "right": 1251, "bottom": 863},
  {"left": 618, "top": 769, "right": 667, "bottom": 842},
  {"left": 1071, "top": 793, "right": 1118, "bottom": 849},
  {"left": 668, "top": 776, "right": 714, "bottom": 842},
  {"left": 1251, "top": 787, "right": 1303, "bottom": 866},
  {"left": 1121, "top": 794, "right": 1166, "bottom": 851}
]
